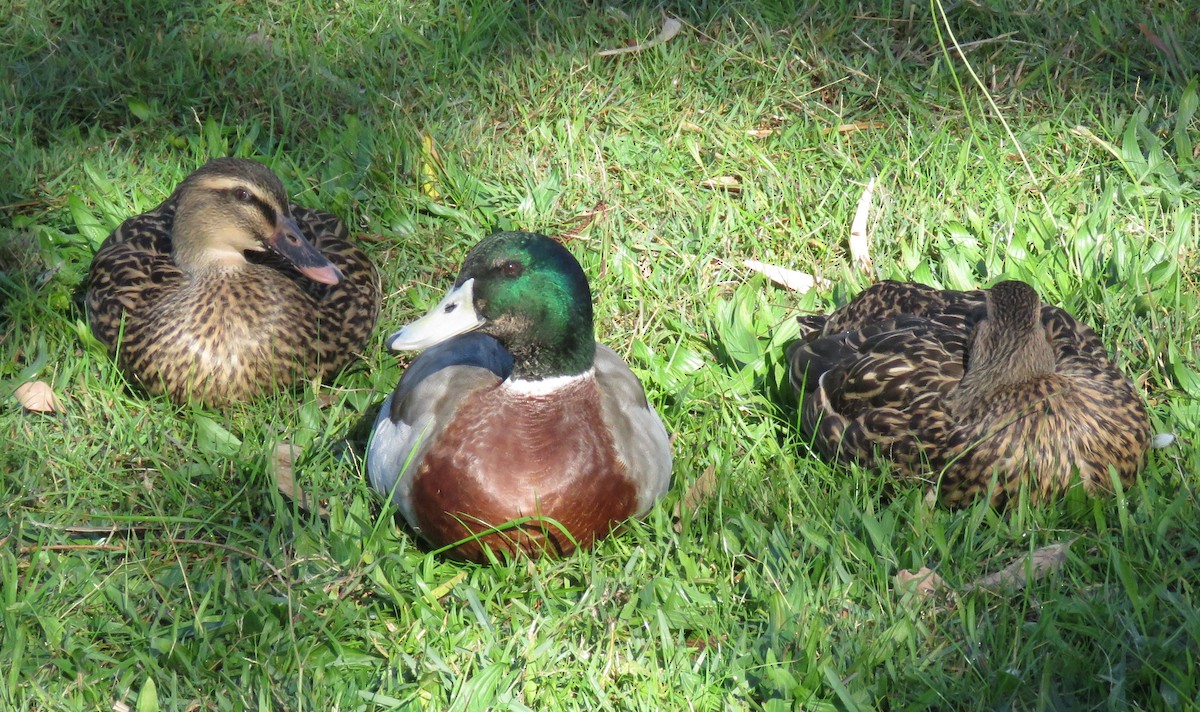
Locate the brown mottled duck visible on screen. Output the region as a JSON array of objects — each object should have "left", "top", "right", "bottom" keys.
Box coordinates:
[
  {"left": 787, "top": 280, "right": 1150, "bottom": 506},
  {"left": 86, "top": 157, "right": 380, "bottom": 407}
]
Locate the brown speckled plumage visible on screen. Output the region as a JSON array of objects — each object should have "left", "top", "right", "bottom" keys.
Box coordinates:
[
  {"left": 86, "top": 158, "right": 380, "bottom": 407},
  {"left": 787, "top": 280, "right": 1150, "bottom": 506}
]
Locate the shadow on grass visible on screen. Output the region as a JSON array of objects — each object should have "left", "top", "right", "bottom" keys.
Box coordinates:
[
  {"left": 0, "top": 0, "right": 1194, "bottom": 324},
  {"left": 5, "top": 0, "right": 1194, "bottom": 185},
  {"left": 7, "top": 0, "right": 371, "bottom": 145}
]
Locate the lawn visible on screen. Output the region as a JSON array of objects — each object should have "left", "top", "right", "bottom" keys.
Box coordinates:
[{"left": 1, "top": 0, "right": 1198, "bottom": 709}]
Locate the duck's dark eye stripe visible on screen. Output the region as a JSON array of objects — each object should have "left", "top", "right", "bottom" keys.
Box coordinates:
[
  {"left": 227, "top": 187, "right": 276, "bottom": 224},
  {"left": 246, "top": 194, "right": 277, "bottom": 225},
  {"left": 253, "top": 199, "right": 276, "bottom": 225}
]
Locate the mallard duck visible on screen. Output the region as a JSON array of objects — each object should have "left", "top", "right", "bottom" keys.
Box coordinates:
[
  {"left": 85, "top": 158, "right": 380, "bottom": 407},
  {"left": 787, "top": 280, "right": 1150, "bottom": 506},
  {"left": 367, "top": 231, "right": 672, "bottom": 562}
]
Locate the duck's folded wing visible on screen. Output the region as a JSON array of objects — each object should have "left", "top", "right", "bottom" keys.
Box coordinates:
[
  {"left": 85, "top": 213, "right": 181, "bottom": 350},
  {"left": 367, "top": 333, "right": 512, "bottom": 523},
  {"left": 592, "top": 344, "right": 673, "bottom": 515},
  {"left": 798, "top": 321, "right": 966, "bottom": 469}
]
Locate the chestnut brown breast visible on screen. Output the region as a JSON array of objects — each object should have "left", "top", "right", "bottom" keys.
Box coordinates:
[{"left": 411, "top": 377, "right": 638, "bottom": 562}]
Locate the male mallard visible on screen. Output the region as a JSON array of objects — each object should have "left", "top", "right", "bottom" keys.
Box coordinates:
[
  {"left": 787, "top": 280, "right": 1150, "bottom": 505},
  {"left": 86, "top": 158, "right": 380, "bottom": 407},
  {"left": 367, "top": 231, "right": 672, "bottom": 562}
]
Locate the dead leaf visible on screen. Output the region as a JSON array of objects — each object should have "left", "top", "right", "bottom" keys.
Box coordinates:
[
  {"left": 685, "top": 633, "right": 728, "bottom": 651},
  {"left": 848, "top": 176, "right": 876, "bottom": 274},
  {"left": 700, "top": 175, "right": 742, "bottom": 193},
  {"left": 271, "top": 441, "right": 301, "bottom": 496},
  {"left": 14, "top": 381, "right": 64, "bottom": 413},
  {"left": 828, "top": 121, "right": 887, "bottom": 134},
  {"left": 419, "top": 133, "right": 443, "bottom": 199},
  {"left": 597, "top": 16, "right": 683, "bottom": 57},
  {"left": 683, "top": 465, "right": 717, "bottom": 510},
  {"left": 672, "top": 464, "right": 718, "bottom": 531},
  {"left": 746, "top": 128, "right": 774, "bottom": 139},
  {"left": 245, "top": 32, "right": 273, "bottom": 48},
  {"left": 559, "top": 201, "right": 610, "bottom": 242},
  {"left": 896, "top": 567, "right": 946, "bottom": 597},
  {"left": 270, "top": 442, "right": 329, "bottom": 516},
  {"left": 681, "top": 121, "right": 704, "bottom": 133},
  {"left": 1138, "top": 23, "right": 1174, "bottom": 60},
  {"left": 1070, "top": 125, "right": 1124, "bottom": 162},
  {"left": 743, "top": 259, "right": 830, "bottom": 293},
  {"left": 898, "top": 540, "right": 1075, "bottom": 601},
  {"left": 965, "top": 541, "right": 1073, "bottom": 593}
]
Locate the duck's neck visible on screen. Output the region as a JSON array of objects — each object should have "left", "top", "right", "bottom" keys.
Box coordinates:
[
  {"left": 958, "top": 322, "right": 1057, "bottom": 404},
  {"left": 171, "top": 196, "right": 253, "bottom": 275},
  {"left": 504, "top": 328, "right": 596, "bottom": 382},
  {"left": 173, "top": 239, "right": 251, "bottom": 275},
  {"left": 504, "top": 368, "right": 595, "bottom": 394}
]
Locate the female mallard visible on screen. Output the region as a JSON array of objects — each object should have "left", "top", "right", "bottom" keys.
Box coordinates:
[
  {"left": 367, "top": 231, "right": 672, "bottom": 562},
  {"left": 787, "top": 280, "right": 1150, "bottom": 506},
  {"left": 86, "top": 158, "right": 380, "bottom": 407}
]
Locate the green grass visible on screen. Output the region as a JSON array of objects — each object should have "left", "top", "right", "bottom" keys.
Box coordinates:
[{"left": 2, "top": 0, "right": 1198, "bottom": 708}]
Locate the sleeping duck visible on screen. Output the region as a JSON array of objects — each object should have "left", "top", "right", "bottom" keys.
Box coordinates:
[
  {"left": 787, "top": 280, "right": 1150, "bottom": 506},
  {"left": 85, "top": 157, "right": 380, "bottom": 407},
  {"left": 367, "top": 231, "right": 672, "bottom": 562}
]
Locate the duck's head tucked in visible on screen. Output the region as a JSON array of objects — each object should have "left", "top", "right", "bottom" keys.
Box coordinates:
[
  {"left": 368, "top": 231, "right": 672, "bottom": 562},
  {"left": 957, "top": 280, "right": 1057, "bottom": 405},
  {"left": 170, "top": 158, "right": 342, "bottom": 285},
  {"left": 787, "top": 278, "right": 1150, "bottom": 506}
]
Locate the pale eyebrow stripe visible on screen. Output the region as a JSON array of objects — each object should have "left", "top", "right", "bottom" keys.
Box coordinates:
[{"left": 194, "top": 177, "right": 278, "bottom": 224}]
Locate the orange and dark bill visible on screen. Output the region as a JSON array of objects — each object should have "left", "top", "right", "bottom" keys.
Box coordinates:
[{"left": 268, "top": 215, "right": 342, "bottom": 285}]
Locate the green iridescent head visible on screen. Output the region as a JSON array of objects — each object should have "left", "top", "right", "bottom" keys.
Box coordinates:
[{"left": 387, "top": 231, "right": 596, "bottom": 379}]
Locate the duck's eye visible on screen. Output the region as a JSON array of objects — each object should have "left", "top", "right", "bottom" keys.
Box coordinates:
[
  {"left": 232, "top": 188, "right": 252, "bottom": 203},
  {"left": 499, "top": 260, "right": 523, "bottom": 278}
]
